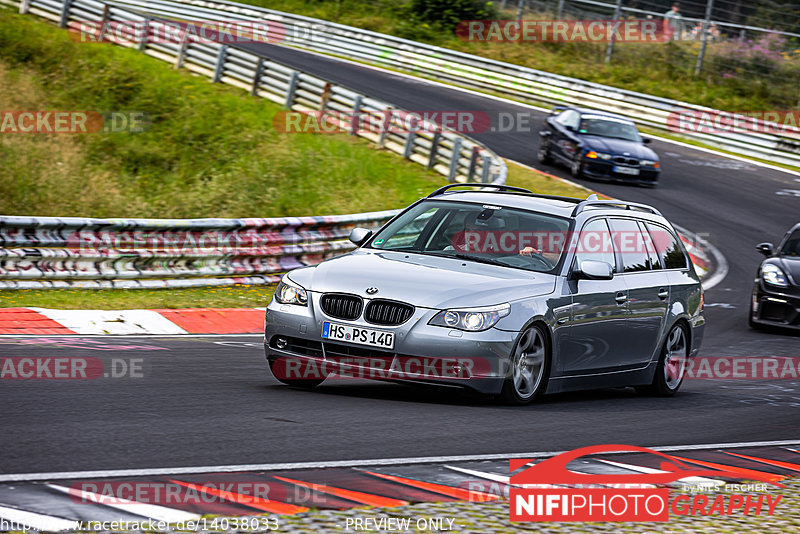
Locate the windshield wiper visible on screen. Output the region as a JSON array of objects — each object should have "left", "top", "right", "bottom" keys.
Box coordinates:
[{"left": 453, "top": 253, "right": 510, "bottom": 267}]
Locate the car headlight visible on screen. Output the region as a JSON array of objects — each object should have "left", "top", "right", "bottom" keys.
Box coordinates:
[
  {"left": 762, "top": 264, "right": 789, "bottom": 288},
  {"left": 275, "top": 278, "right": 308, "bottom": 306},
  {"left": 586, "top": 151, "right": 612, "bottom": 160},
  {"left": 429, "top": 303, "right": 510, "bottom": 332},
  {"left": 640, "top": 159, "right": 659, "bottom": 167}
]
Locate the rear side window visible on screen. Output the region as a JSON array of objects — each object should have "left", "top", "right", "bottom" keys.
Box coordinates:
[
  {"left": 608, "top": 218, "right": 651, "bottom": 273},
  {"left": 575, "top": 218, "right": 616, "bottom": 271},
  {"left": 637, "top": 221, "right": 663, "bottom": 270},
  {"left": 645, "top": 222, "right": 688, "bottom": 270}
]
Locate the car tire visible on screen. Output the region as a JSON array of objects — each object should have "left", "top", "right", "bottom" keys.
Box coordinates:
[
  {"left": 748, "top": 297, "right": 763, "bottom": 330},
  {"left": 269, "top": 357, "right": 327, "bottom": 388},
  {"left": 537, "top": 140, "right": 552, "bottom": 164},
  {"left": 500, "top": 324, "right": 551, "bottom": 405},
  {"left": 570, "top": 153, "right": 584, "bottom": 179},
  {"left": 636, "top": 322, "right": 688, "bottom": 397}
]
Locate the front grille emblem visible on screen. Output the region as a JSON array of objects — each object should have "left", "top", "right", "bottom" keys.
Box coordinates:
[{"left": 366, "top": 287, "right": 379, "bottom": 295}]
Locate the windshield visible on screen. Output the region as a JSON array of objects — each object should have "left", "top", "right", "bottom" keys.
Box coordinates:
[
  {"left": 579, "top": 118, "right": 641, "bottom": 142},
  {"left": 780, "top": 229, "right": 800, "bottom": 256},
  {"left": 367, "top": 200, "right": 571, "bottom": 273}
]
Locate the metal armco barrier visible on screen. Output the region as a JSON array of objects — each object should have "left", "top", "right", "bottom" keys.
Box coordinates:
[
  {"left": 0, "top": 211, "right": 400, "bottom": 288},
  {"left": 65, "top": 0, "right": 800, "bottom": 168},
  {"left": 0, "top": 0, "right": 507, "bottom": 185}
]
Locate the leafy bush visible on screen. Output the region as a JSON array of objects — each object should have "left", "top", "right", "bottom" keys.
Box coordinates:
[{"left": 408, "top": 0, "right": 498, "bottom": 28}]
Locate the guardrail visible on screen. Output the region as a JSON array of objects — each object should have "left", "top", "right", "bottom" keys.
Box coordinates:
[
  {"left": 0, "top": 0, "right": 507, "bottom": 186},
  {"left": 0, "top": 211, "right": 399, "bottom": 288},
  {"left": 73, "top": 0, "right": 800, "bottom": 168}
]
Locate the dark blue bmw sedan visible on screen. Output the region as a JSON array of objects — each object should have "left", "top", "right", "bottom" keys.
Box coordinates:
[{"left": 538, "top": 107, "right": 660, "bottom": 187}]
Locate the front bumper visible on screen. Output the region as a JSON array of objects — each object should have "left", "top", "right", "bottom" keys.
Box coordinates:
[
  {"left": 751, "top": 281, "right": 800, "bottom": 330},
  {"left": 581, "top": 160, "right": 659, "bottom": 186},
  {"left": 263, "top": 297, "right": 518, "bottom": 395}
]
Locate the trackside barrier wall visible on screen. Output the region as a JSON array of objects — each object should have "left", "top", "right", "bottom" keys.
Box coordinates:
[
  {"left": 63, "top": 0, "right": 800, "bottom": 167},
  {"left": 0, "top": 211, "right": 400, "bottom": 288}
]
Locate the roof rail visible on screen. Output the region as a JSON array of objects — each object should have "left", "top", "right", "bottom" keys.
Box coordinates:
[
  {"left": 571, "top": 199, "right": 662, "bottom": 217},
  {"left": 427, "top": 183, "right": 533, "bottom": 197},
  {"left": 427, "top": 183, "right": 584, "bottom": 204}
]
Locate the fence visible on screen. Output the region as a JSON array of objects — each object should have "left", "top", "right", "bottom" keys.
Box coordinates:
[
  {"left": 0, "top": 211, "right": 399, "bottom": 289},
  {"left": 66, "top": 0, "right": 800, "bottom": 168}
]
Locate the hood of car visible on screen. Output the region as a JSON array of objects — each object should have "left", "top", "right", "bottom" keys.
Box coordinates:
[
  {"left": 287, "top": 249, "right": 556, "bottom": 309},
  {"left": 582, "top": 136, "right": 657, "bottom": 160},
  {"left": 775, "top": 256, "right": 800, "bottom": 285}
]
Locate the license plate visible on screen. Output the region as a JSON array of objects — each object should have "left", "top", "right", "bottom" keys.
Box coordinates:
[
  {"left": 322, "top": 322, "right": 395, "bottom": 349},
  {"left": 613, "top": 165, "right": 640, "bottom": 175}
]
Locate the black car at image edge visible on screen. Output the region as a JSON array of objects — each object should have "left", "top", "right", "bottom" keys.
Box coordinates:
[{"left": 750, "top": 222, "right": 800, "bottom": 331}]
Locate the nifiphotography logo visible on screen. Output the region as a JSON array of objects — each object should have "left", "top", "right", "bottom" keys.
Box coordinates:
[{"left": 509, "top": 445, "right": 783, "bottom": 522}]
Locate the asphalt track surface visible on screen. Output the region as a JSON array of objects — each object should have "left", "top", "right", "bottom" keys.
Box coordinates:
[{"left": 1, "top": 41, "right": 799, "bottom": 475}]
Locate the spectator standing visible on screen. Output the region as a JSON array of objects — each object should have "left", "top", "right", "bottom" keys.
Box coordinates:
[{"left": 663, "top": 2, "right": 683, "bottom": 40}]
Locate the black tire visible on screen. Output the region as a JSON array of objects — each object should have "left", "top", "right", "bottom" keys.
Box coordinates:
[
  {"left": 748, "top": 297, "right": 763, "bottom": 330},
  {"left": 570, "top": 152, "right": 584, "bottom": 179},
  {"left": 636, "top": 322, "right": 688, "bottom": 397},
  {"left": 500, "top": 324, "right": 551, "bottom": 405},
  {"left": 269, "top": 357, "right": 326, "bottom": 388},
  {"left": 537, "top": 140, "right": 552, "bottom": 164}
]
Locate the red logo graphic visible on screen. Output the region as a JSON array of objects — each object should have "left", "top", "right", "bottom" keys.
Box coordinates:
[{"left": 509, "top": 445, "right": 784, "bottom": 522}]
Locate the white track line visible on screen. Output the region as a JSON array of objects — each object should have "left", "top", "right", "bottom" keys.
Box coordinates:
[
  {"left": 672, "top": 223, "right": 730, "bottom": 291},
  {"left": 0, "top": 504, "right": 78, "bottom": 532},
  {"left": 596, "top": 459, "right": 720, "bottom": 488},
  {"left": 1, "top": 439, "right": 798, "bottom": 483}
]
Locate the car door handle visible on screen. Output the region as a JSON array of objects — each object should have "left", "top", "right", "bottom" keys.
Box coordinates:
[
  {"left": 557, "top": 317, "right": 569, "bottom": 325},
  {"left": 658, "top": 288, "right": 669, "bottom": 300},
  {"left": 615, "top": 292, "right": 627, "bottom": 304}
]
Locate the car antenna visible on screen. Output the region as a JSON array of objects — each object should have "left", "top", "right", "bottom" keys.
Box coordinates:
[{"left": 586, "top": 194, "right": 599, "bottom": 200}]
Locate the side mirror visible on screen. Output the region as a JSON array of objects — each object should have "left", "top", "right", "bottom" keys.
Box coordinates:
[
  {"left": 565, "top": 124, "right": 576, "bottom": 132},
  {"left": 349, "top": 227, "right": 373, "bottom": 247},
  {"left": 756, "top": 242, "right": 774, "bottom": 257},
  {"left": 578, "top": 260, "right": 614, "bottom": 280},
  {"left": 642, "top": 137, "right": 652, "bottom": 144}
]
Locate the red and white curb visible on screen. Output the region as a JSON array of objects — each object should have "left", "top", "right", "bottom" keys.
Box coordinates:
[{"left": 0, "top": 308, "right": 265, "bottom": 335}]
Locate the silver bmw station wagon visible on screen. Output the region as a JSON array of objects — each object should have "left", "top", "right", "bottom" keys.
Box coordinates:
[{"left": 264, "top": 184, "right": 705, "bottom": 404}]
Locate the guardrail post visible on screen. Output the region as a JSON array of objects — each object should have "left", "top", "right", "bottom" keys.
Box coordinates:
[
  {"left": 59, "top": 0, "right": 73, "bottom": 28},
  {"left": 604, "top": 0, "right": 622, "bottom": 64},
  {"left": 251, "top": 58, "right": 265, "bottom": 96},
  {"left": 212, "top": 45, "right": 228, "bottom": 83},
  {"left": 349, "top": 95, "right": 362, "bottom": 136},
  {"left": 403, "top": 132, "right": 416, "bottom": 159},
  {"left": 448, "top": 137, "right": 462, "bottom": 182},
  {"left": 19, "top": 0, "right": 30, "bottom": 15},
  {"left": 467, "top": 146, "right": 479, "bottom": 180},
  {"left": 285, "top": 71, "right": 299, "bottom": 109},
  {"left": 138, "top": 17, "right": 150, "bottom": 51},
  {"left": 480, "top": 155, "right": 491, "bottom": 183},
  {"left": 175, "top": 29, "right": 189, "bottom": 69},
  {"left": 378, "top": 108, "right": 392, "bottom": 147},
  {"left": 427, "top": 131, "right": 441, "bottom": 169},
  {"left": 320, "top": 83, "right": 332, "bottom": 111}
]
